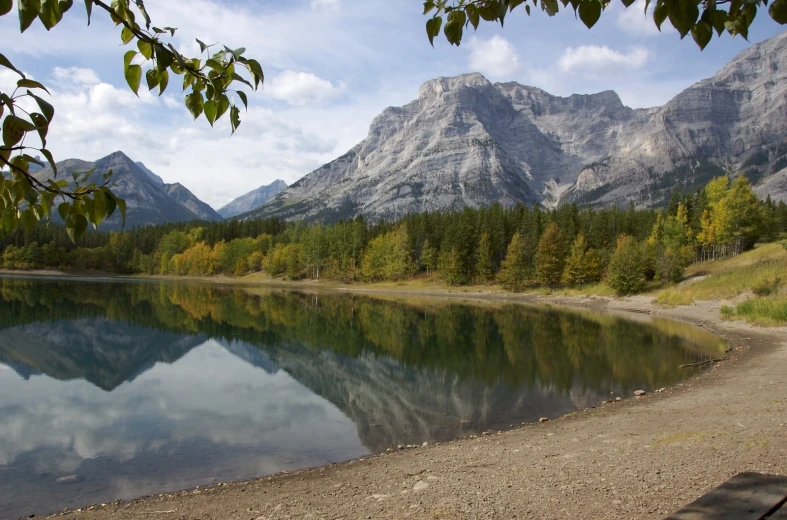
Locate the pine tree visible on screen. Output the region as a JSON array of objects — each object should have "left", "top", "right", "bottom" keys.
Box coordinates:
[
  {"left": 497, "top": 233, "right": 531, "bottom": 292},
  {"left": 562, "top": 233, "right": 603, "bottom": 285},
  {"left": 420, "top": 238, "right": 438, "bottom": 278},
  {"left": 438, "top": 247, "right": 464, "bottom": 286},
  {"left": 476, "top": 232, "right": 494, "bottom": 283},
  {"left": 535, "top": 222, "right": 564, "bottom": 286}
]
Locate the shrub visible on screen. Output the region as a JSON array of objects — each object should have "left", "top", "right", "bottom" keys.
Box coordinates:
[{"left": 752, "top": 277, "right": 781, "bottom": 297}]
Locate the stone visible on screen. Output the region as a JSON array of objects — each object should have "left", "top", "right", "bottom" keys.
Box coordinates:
[
  {"left": 422, "top": 442, "right": 428, "bottom": 447},
  {"left": 634, "top": 390, "right": 646, "bottom": 397},
  {"left": 413, "top": 481, "right": 429, "bottom": 492},
  {"left": 616, "top": 397, "right": 622, "bottom": 401},
  {"left": 539, "top": 417, "right": 549, "bottom": 423}
]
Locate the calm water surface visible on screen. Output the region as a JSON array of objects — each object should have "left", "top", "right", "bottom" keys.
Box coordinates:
[{"left": 0, "top": 277, "right": 725, "bottom": 519}]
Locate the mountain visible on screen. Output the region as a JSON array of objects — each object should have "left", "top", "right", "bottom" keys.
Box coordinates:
[
  {"left": 33, "top": 151, "right": 219, "bottom": 228},
  {"left": 247, "top": 31, "right": 787, "bottom": 222},
  {"left": 164, "top": 182, "right": 223, "bottom": 221},
  {"left": 135, "top": 161, "right": 164, "bottom": 185},
  {"left": 218, "top": 179, "right": 287, "bottom": 218}
]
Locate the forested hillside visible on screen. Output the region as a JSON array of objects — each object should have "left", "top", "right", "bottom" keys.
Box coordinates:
[{"left": 2, "top": 176, "right": 785, "bottom": 295}]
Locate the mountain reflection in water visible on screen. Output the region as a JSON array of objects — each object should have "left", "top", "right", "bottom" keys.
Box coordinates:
[{"left": 0, "top": 277, "right": 725, "bottom": 519}]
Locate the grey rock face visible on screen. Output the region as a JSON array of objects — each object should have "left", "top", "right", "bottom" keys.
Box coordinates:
[
  {"left": 218, "top": 179, "right": 287, "bottom": 218},
  {"left": 164, "top": 182, "right": 223, "bottom": 221},
  {"left": 33, "top": 151, "right": 216, "bottom": 229},
  {"left": 249, "top": 31, "right": 787, "bottom": 222},
  {"left": 135, "top": 161, "right": 164, "bottom": 185}
]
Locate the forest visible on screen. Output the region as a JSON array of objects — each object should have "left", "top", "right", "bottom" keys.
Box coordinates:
[{"left": 1, "top": 175, "right": 785, "bottom": 295}]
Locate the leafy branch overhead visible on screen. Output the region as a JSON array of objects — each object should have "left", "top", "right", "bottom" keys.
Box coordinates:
[
  {"left": 424, "top": 0, "right": 786, "bottom": 49},
  {"left": 0, "top": 0, "right": 264, "bottom": 241}
]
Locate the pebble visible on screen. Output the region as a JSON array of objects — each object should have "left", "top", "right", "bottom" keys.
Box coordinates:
[
  {"left": 413, "top": 481, "right": 429, "bottom": 492},
  {"left": 616, "top": 397, "right": 622, "bottom": 401},
  {"left": 539, "top": 417, "right": 549, "bottom": 423},
  {"left": 397, "top": 444, "right": 404, "bottom": 450},
  {"left": 634, "top": 390, "right": 646, "bottom": 397},
  {"left": 422, "top": 442, "right": 428, "bottom": 447}
]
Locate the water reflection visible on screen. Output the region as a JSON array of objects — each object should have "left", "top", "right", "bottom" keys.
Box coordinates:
[{"left": 0, "top": 277, "right": 725, "bottom": 519}]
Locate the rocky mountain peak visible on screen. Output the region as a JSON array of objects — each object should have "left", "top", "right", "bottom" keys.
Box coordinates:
[{"left": 417, "top": 72, "right": 492, "bottom": 101}]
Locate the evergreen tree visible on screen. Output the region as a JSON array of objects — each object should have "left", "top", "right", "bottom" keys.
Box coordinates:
[
  {"left": 476, "top": 232, "right": 494, "bottom": 283},
  {"left": 497, "top": 233, "right": 531, "bottom": 292},
  {"left": 606, "top": 235, "right": 647, "bottom": 295},
  {"left": 420, "top": 238, "right": 438, "bottom": 278},
  {"left": 535, "top": 222, "right": 564, "bottom": 286},
  {"left": 562, "top": 234, "right": 603, "bottom": 285}
]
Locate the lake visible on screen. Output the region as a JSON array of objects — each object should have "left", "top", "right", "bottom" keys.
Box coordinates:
[{"left": 0, "top": 276, "right": 725, "bottom": 519}]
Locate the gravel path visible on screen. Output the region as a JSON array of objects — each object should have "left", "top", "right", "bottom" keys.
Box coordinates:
[{"left": 41, "top": 295, "right": 787, "bottom": 520}]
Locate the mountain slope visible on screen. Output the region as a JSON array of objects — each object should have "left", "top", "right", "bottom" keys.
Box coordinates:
[
  {"left": 164, "top": 182, "right": 223, "bottom": 221},
  {"left": 248, "top": 31, "right": 787, "bottom": 222},
  {"left": 135, "top": 161, "right": 164, "bottom": 185},
  {"left": 33, "top": 151, "right": 213, "bottom": 228},
  {"left": 218, "top": 179, "right": 287, "bottom": 218}
]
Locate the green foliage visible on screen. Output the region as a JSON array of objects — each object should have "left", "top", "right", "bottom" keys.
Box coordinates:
[
  {"left": 424, "top": 0, "right": 784, "bottom": 50},
  {"left": 562, "top": 233, "right": 603, "bottom": 285},
  {"left": 752, "top": 276, "right": 781, "bottom": 297},
  {"left": 475, "top": 232, "right": 494, "bottom": 283},
  {"left": 438, "top": 247, "right": 464, "bottom": 285},
  {"left": 1, "top": 0, "right": 263, "bottom": 240},
  {"left": 534, "top": 221, "right": 564, "bottom": 286},
  {"left": 606, "top": 235, "right": 647, "bottom": 295},
  {"left": 722, "top": 296, "right": 787, "bottom": 325},
  {"left": 497, "top": 232, "right": 531, "bottom": 292},
  {"left": 361, "top": 225, "right": 413, "bottom": 282}
]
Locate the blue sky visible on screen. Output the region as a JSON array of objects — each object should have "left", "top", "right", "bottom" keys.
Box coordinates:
[{"left": 2, "top": 0, "right": 784, "bottom": 209}]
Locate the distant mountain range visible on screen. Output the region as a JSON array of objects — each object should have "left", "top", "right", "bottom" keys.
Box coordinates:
[
  {"left": 218, "top": 179, "right": 287, "bottom": 218},
  {"left": 244, "top": 31, "right": 787, "bottom": 223}
]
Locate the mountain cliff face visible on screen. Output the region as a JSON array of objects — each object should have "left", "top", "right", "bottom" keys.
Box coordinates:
[
  {"left": 33, "top": 151, "right": 221, "bottom": 228},
  {"left": 248, "top": 31, "right": 787, "bottom": 222},
  {"left": 218, "top": 179, "right": 287, "bottom": 218},
  {"left": 164, "top": 182, "right": 223, "bottom": 221}
]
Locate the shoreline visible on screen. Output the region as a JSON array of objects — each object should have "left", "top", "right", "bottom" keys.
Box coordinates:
[{"left": 21, "top": 273, "right": 786, "bottom": 519}]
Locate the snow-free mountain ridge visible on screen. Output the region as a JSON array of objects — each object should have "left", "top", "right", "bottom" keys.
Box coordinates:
[{"left": 246, "top": 31, "right": 787, "bottom": 223}]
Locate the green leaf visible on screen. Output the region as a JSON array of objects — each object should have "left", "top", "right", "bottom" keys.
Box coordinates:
[
  {"left": 137, "top": 40, "right": 153, "bottom": 60},
  {"left": 621, "top": 0, "right": 636, "bottom": 7},
  {"left": 57, "top": 202, "right": 70, "bottom": 221},
  {"left": 121, "top": 25, "right": 134, "bottom": 44},
  {"left": 236, "top": 90, "right": 248, "bottom": 110},
  {"left": 691, "top": 20, "right": 713, "bottom": 49},
  {"left": 30, "top": 113, "right": 49, "bottom": 145},
  {"left": 244, "top": 59, "right": 264, "bottom": 89},
  {"left": 230, "top": 105, "right": 240, "bottom": 134},
  {"left": 578, "top": 0, "right": 602, "bottom": 28},
  {"left": 19, "top": 0, "right": 42, "bottom": 32},
  {"left": 116, "top": 197, "right": 126, "bottom": 226},
  {"left": 125, "top": 64, "right": 142, "bottom": 95},
  {"left": 41, "top": 148, "right": 57, "bottom": 174},
  {"left": 123, "top": 49, "right": 137, "bottom": 69},
  {"left": 28, "top": 91, "right": 55, "bottom": 121},
  {"left": 185, "top": 91, "right": 204, "bottom": 119},
  {"left": 158, "top": 69, "right": 169, "bottom": 95},
  {"left": 426, "top": 16, "right": 442, "bottom": 46},
  {"left": 84, "top": 0, "right": 92, "bottom": 24},
  {"left": 17, "top": 79, "right": 50, "bottom": 94},
  {"left": 668, "top": 0, "right": 700, "bottom": 37},
  {"left": 443, "top": 20, "right": 463, "bottom": 45},
  {"left": 0, "top": 53, "right": 24, "bottom": 76},
  {"left": 91, "top": 190, "right": 106, "bottom": 227},
  {"left": 653, "top": 1, "right": 669, "bottom": 29},
  {"left": 101, "top": 187, "right": 117, "bottom": 217},
  {"left": 145, "top": 68, "right": 159, "bottom": 91},
  {"left": 66, "top": 213, "right": 88, "bottom": 242},
  {"left": 3, "top": 116, "right": 29, "bottom": 147},
  {"left": 216, "top": 93, "right": 230, "bottom": 120},
  {"left": 203, "top": 99, "right": 217, "bottom": 126},
  {"left": 196, "top": 38, "right": 208, "bottom": 52},
  {"left": 0, "top": 0, "right": 12, "bottom": 16},
  {"left": 423, "top": 1, "right": 435, "bottom": 15},
  {"left": 20, "top": 208, "right": 37, "bottom": 230},
  {"left": 770, "top": 0, "right": 786, "bottom": 23}
]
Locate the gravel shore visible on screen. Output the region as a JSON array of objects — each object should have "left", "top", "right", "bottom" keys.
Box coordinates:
[{"left": 40, "top": 293, "right": 787, "bottom": 520}]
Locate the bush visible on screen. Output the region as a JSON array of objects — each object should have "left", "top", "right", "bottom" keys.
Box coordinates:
[
  {"left": 752, "top": 277, "right": 781, "bottom": 297},
  {"left": 722, "top": 296, "right": 787, "bottom": 325}
]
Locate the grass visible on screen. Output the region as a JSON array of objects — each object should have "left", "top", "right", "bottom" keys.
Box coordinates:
[
  {"left": 655, "top": 243, "right": 787, "bottom": 306},
  {"left": 721, "top": 296, "right": 787, "bottom": 326}
]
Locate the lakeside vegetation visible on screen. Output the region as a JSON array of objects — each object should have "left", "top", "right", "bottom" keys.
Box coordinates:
[{"left": 1, "top": 176, "right": 785, "bottom": 307}]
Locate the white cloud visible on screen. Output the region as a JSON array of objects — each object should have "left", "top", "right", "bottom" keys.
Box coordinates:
[
  {"left": 311, "top": 0, "right": 341, "bottom": 12},
  {"left": 52, "top": 67, "right": 101, "bottom": 86},
  {"left": 558, "top": 45, "right": 649, "bottom": 76},
  {"left": 616, "top": 0, "right": 671, "bottom": 36},
  {"left": 467, "top": 35, "right": 521, "bottom": 80},
  {"left": 265, "top": 70, "right": 345, "bottom": 106}
]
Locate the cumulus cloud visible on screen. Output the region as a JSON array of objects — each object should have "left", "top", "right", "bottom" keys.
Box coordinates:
[
  {"left": 558, "top": 45, "right": 649, "bottom": 76},
  {"left": 467, "top": 35, "right": 521, "bottom": 80},
  {"left": 51, "top": 67, "right": 101, "bottom": 86},
  {"left": 265, "top": 70, "right": 345, "bottom": 105},
  {"left": 616, "top": 0, "right": 671, "bottom": 36}
]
